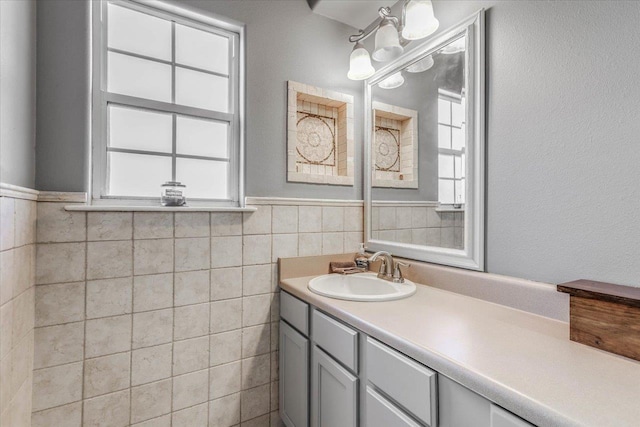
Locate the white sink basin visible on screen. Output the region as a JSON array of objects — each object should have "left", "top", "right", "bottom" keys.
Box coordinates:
[{"left": 308, "top": 273, "right": 416, "bottom": 302}]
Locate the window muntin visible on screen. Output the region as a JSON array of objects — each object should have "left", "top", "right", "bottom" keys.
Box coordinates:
[
  {"left": 94, "top": 0, "right": 241, "bottom": 203},
  {"left": 437, "top": 90, "right": 466, "bottom": 206}
]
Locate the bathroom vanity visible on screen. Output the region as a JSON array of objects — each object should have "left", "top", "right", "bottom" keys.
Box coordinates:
[{"left": 278, "top": 261, "right": 640, "bottom": 427}]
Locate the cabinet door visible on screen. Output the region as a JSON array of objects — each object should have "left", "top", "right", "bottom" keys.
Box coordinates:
[
  {"left": 490, "top": 404, "right": 535, "bottom": 427},
  {"left": 311, "top": 345, "right": 358, "bottom": 427},
  {"left": 280, "top": 321, "right": 309, "bottom": 427}
]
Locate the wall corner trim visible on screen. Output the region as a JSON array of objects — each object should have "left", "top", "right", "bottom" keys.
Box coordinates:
[{"left": 0, "top": 183, "right": 39, "bottom": 201}]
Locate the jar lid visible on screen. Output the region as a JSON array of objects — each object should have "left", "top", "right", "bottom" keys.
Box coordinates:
[{"left": 162, "top": 181, "right": 186, "bottom": 187}]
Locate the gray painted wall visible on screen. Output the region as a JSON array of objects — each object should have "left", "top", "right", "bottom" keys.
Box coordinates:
[
  {"left": 35, "top": 0, "right": 364, "bottom": 199},
  {"left": 1, "top": 0, "right": 37, "bottom": 188},
  {"left": 427, "top": 0, "right": 640, "bottom": 287}
]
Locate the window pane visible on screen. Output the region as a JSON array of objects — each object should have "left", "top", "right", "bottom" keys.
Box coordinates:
[
  {"left": 439, "top": 179, "right": 455, "bottom": 204},
  {"left": 108, "top": 3, "right": 171, "bottom": 61},
  {"left": 176, "top": 24, "right": 229, "bottom": 74},
  {"left": 461, "top": 153, "right": 466, "bottom": 178},
  {"left": 451, "top": 127, "right": 465, "bottom": 151},
  {"left": 439, "top": 153, "right": 455, "bottom": 178},
  {"left": 177, "top": 116, "right": 228, "bottom": 158},
  {"left": 438, "top": 98, "right": 451, "bottom": 125},
  {"left": 108, "top": 52, "right": 172, "bottom": 102},
  {"left": 454, "top": 155, "right": 463, "bottom": 179},
  {"left": 176, "top": 158, "right": 228, "bottom": 199},
  {"left": 451, "top": 101, "right": 464, "bottom": 127},
  {"left": 108, "top": 152, "right": 171, "bottom": 197},
  {"left": 455, "top": 179, "right": 466, "bottom": 204},
  {"left": 175, "top": 67, "right": 229, "bottom": 112},
  {"left": 109, "top": 105, "right": 172, "bottom": 153},
  {"left": 438, "top": 125, "right": 451, "bottom": 149}
]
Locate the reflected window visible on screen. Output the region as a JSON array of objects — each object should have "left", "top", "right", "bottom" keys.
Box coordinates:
[
  {"left": 94, "top": 0, "right": 241, "bottom": 201},
  {"left": 437, "top": 89, "right": 465, "bottom": 206}
]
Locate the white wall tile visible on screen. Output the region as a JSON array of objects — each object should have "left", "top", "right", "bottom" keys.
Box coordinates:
[
  {"left": 130, "top": 379, "right": 172, "bottom": 424},
  {"left": 298, "top": 206, "right": 321, "bottom": 233},
  {"left": 85, "top": 315, "right": 132, "bottom": 358},
  {"left": 173, "top": 336, "right": 209, "bottom": 376},
  {"left": 242, "top": 206, "right": 271, "bottom": 235},
  {"left": 209, "top": 392, "right": 240, "bottom": 427},
  {"left": 35, "top": 282, "right": 84, "bottom": 327},
  {"left": 174, "top": 303, "right": 209, "bottom": 340},
  {"left": 133, "top": 213, "right": 174, "bottom": 239},
  {"left": 241, "top": 353, "right": 270, "bottom": 390},
  {"left": 271, "top": 234, "right": 298, "bottom": 263},
  {"left": 242, "top": 264, "right": 271, "bottom": 296},
  {"left": 322, "top": 206, "right": 344, "bottom": 232},
  {"left": 34, "top": 322, "right": 84, "bottom": 369},
  {"left": 242, "top": 235, "right": 271, "bottom": 266},
  {"left": 298, "top": 233, "right": 322, "bottom": 257},
  {"left": 172, "top": 402, "right": 208, "bottom": 427},
  {"left": 211, "top": 212, "right": 242, "bottom": 237},
  {"left": 87, "top": 212, "right": 133, "bottom": 241},
  {"left": 174, "top": 212, "right": 209, "bottom": 238},
  {"left": 322, "top": 232, "right": 344, "bottom": 255},
  {"left": 31, "top": 402, "right": 82, "bottom": 427},
  {"left": 131, "top": 344, "right": 172, "bottom": 386},
  {"left": 344, "top": 206, "right": 363, "bottom": 232},
  {"left": 134, "top": 239, "right": 174, "bottom": 276},
  {"left": 32, "top": 362, "right": 82, "bottom": 411},
  {"left": 242, "top": 294, "right": 271, "bottom": 327},
  {"left": 174, "top": 270, "right": 209, "bottom": 306},
  {"left": 36, "top": 243, "right": 85, "bottom": 285},
  {"left": 210, "top": 299, "right": 241, "bottom": 333},
  {"left": 14, "top": 199, "right": 36, "bottom": 247},
  {"left": 242, "top": 324, "right": 270, "bottom": 359},
  {"left": 133, "top": 273, "right": 173, "bottom": 312},
  {"left": 82, "top": 390, "right": 130, "bottom": 427},
  {"left": 175, "top": 237, "right": 210, "bottom": 272},
  {"left": 0, "top": 197, "right": 15, "bottom": 251},
  {"left": 209, "top": 361, "right": 241, "bottom": 399},
  {"left": 271, "top": 206, "right": 298, "bottom": 234},
  {"left": 211, "top": 236, "right": 242, "bottom": 268},
  {"left": 240, "top": 383, "right": 270, "bottom": 422},
  {"left": 132, "top": 309, "right": 172, "bottom": 349},
  {"left": 84, "top": 352, "right": 131, "bottom": 398},
  {"left": 210, "top": 330, "right": 241, "bottom": 367},
  {"left": 36, "top": 203, "right": 86, "bottom": 243},
  {"left": 86, "top": 277, "right": 132, "bottom": 319},
  {"left": 210, "top": 267, "right": 242, "bottom": 301},
  {"left": 87, "top": 241, "right": 133, "bottom": 280},
  {"left": 172, "top": 369, "right": 208, "bottom": 411}
]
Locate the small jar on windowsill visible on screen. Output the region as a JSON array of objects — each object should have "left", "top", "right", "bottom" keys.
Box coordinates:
[{"left": 161, "top": 181, "right": 186, "bottom": 206}]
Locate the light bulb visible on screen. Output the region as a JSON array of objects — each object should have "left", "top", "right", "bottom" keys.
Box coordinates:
[{"left": 372, "top": 20, "right": 403, "bottom": 62}]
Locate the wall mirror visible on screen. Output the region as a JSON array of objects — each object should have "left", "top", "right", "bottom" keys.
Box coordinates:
[{"left": 364, "top": 10, "right": 485, "bottom": 270}]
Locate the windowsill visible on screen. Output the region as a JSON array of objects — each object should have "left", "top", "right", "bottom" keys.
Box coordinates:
[
  {"left": 435, "top": 206, "right": 465, "bottom": 213},
  {"left": 64, "top": 205, "right": 257, "bottom": 213}
]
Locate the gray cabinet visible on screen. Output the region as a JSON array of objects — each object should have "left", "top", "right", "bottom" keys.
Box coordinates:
[
  {"left": 491, "top": 404, "right": 534, "bottom": 427},
  {"left": 311, "top": 345, "right": 358, "bottom": 427},
  {"left": 280, "top": 320, "right": 309, "bottom": 427},
  {"left": 365, "top": 386, "right": 421, "bottom": 427}
]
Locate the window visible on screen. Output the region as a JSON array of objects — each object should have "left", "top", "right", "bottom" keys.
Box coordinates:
[
  {"left": 437, "top": 89, "right": 465, "bottom": 206},
  {"left": 92, "top": 0, "right": 243, "bottom": 204}
]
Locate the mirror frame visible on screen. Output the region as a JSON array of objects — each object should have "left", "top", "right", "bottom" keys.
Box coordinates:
[{"left": 364, "top": 10, "right": 485, "bottom": 271}]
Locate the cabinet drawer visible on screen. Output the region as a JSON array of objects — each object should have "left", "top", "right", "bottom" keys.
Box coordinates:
[
  {"left": 281, "top": 292, "right": 309, "bottom": 336},
  {"left": 366, "top": 338, "right": 437, "bottom": 427},
  {"left": 312, "top": 309, "right": 358, "bottom": 372},
  {"left": 366, "top": 386, "right": 421, "bottom": 427},
  {"left": 490, "top": 404, "right": 534, "bottom": 427}
]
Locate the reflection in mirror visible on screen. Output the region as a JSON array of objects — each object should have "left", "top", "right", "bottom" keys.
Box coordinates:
[
  {"left": 372, "top": 34, "right": 466, "bottom": 250},
  {"left": 364, "top": 11, "right": 484, "bottom": 270}
]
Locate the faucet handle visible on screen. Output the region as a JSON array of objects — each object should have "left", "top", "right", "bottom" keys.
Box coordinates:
[{"left": 392, "top": 262, "right": 410, "bottom": 283}]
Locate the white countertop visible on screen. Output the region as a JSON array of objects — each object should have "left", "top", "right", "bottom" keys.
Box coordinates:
[{"left": 280, "top": 276, "right": 640, "bottom": 427}]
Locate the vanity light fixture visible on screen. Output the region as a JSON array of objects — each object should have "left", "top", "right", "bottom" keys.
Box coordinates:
[
  {"left": 347, "top": 42, "right": 376, "bottom": 80},
  {"left": 378, "top": 71, "right": 405, "bottom": 89},
  {"left": 347, "top": 0, "right": 439, "bottom": 80},
  {"left": 406, "top": 54, "right": 434, "bottom": 73}
]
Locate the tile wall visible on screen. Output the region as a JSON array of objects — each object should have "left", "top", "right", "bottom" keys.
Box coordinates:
[
  {"left": 31, "top": 201, "right": 363, "bottom": 427},
  {"left": 0, "top": 196, "right": 37, "bottom": 426},
  {"left": 371, "top": 205, "right": 464, "bottom": 249}
]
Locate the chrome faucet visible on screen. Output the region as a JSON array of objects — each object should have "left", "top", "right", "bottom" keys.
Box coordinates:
[{"left": 368, "top": 251, "right": 410, "bottom": 283}]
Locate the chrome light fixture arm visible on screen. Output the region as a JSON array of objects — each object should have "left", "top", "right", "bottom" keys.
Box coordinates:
[{"left": 348, "top": 7, "right": 399, "bottom": 43}]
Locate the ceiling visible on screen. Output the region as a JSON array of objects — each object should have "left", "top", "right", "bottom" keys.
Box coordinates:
[{"left": 307, "top": 0, "right": 401, "bottom": 30}]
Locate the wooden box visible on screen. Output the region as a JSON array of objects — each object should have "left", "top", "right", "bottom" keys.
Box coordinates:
[{"left": 557, "top": 279, "right": 640, "bottom": 361}]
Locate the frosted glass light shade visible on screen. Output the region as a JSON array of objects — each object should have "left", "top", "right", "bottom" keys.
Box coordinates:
[
  {"left": 378, "top": 72, "right": 405, "bottom": 89},
  {"left": 348, "top": 43, "right": 375, "bottom": 80},
  {"left": 406, "top": 55, "right": 434, "bottom": 73},
  {"left": 402, "top": 0, "right": 439, "bottom": 40},
  {"left": 372, "top": 20, "right": 403, "bottom": 62}
]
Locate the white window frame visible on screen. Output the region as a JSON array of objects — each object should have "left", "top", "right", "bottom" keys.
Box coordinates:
[
  {"left": 437, "top": 89, "right": 465, "bottom": 207},
  {"left": 90, "top": 0, "right": 245, "bottom": 207}
]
